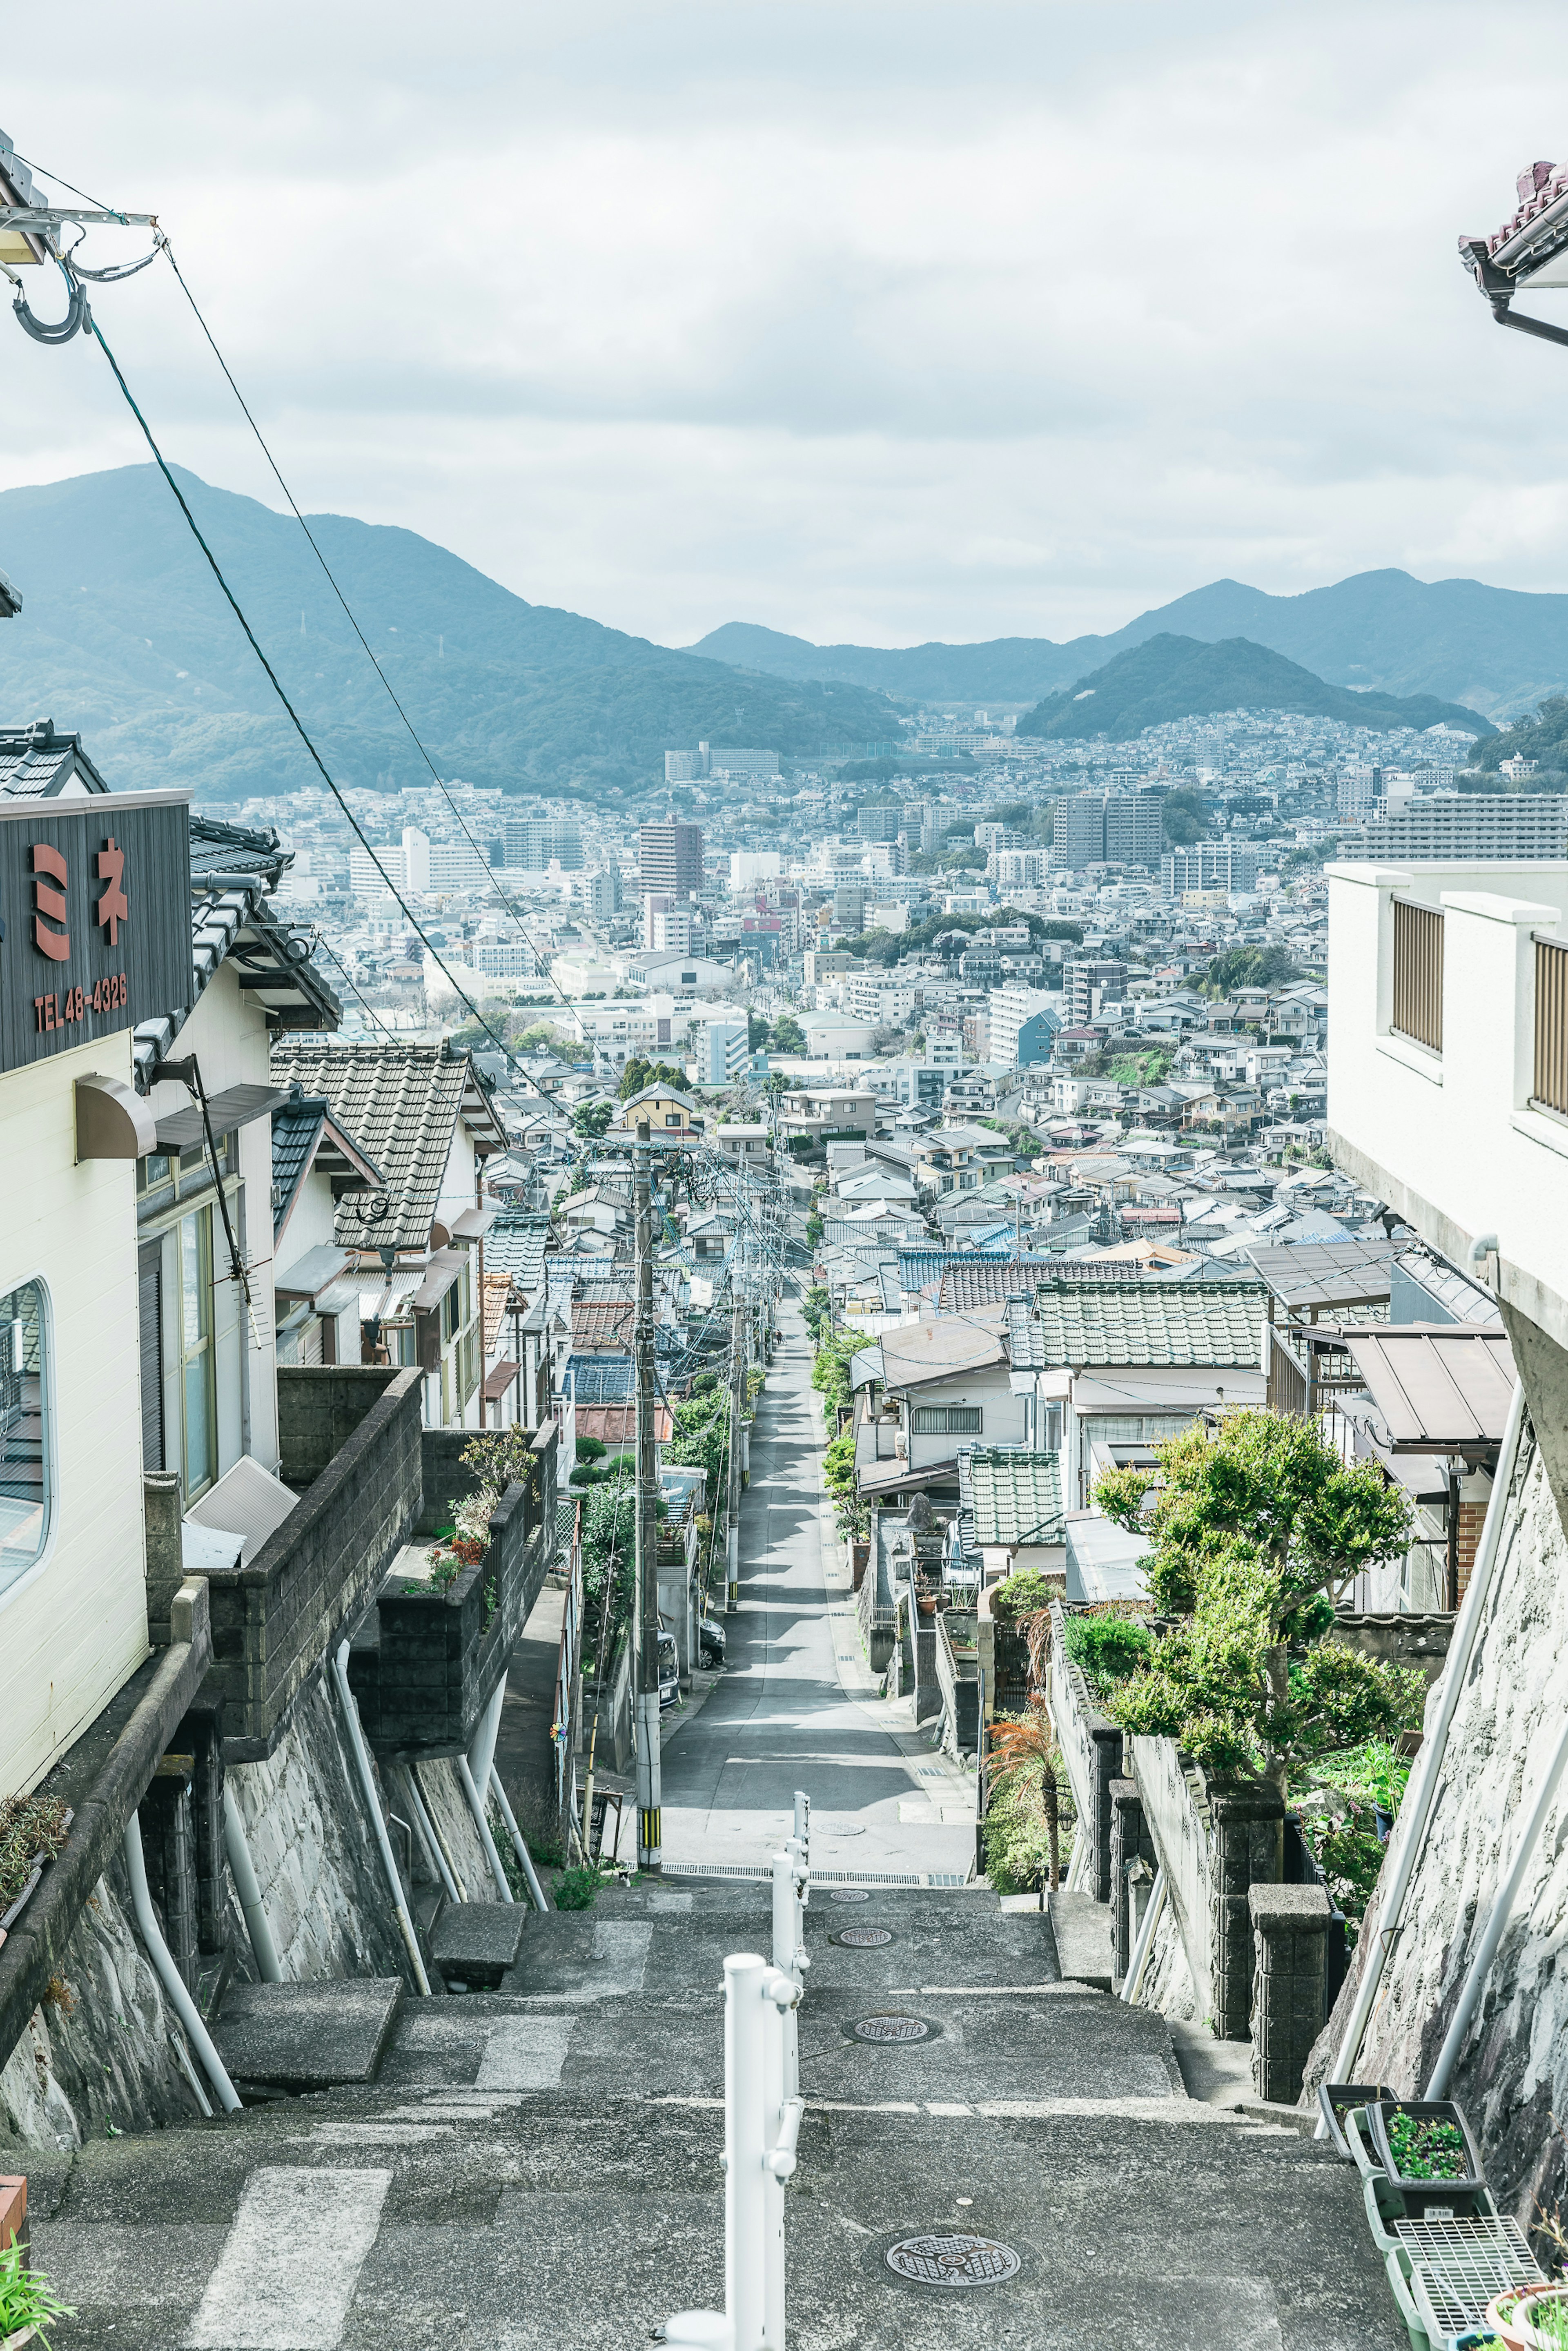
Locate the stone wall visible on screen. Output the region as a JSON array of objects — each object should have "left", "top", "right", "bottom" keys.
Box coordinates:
[
  {"left": 1308, "top": 1418, "right": 1568, "bottom": 2224},
  {"left": 0, "top": 1862, "right": 200, "bottom": 2151}
]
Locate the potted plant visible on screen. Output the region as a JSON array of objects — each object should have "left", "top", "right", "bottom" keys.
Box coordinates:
[
  {"left": 1315, "top": 2080, "right": 1394, "bottom": 2159},
  {"left": 1486, "top": 2286, "right": 1568, "bottom": 2350},
  {"left": 1368, "top": 2097, "right": 1486, "bottom": 2196},
  {"left": 0, "top": 2242, "right": 74, "bottom": 2347}
]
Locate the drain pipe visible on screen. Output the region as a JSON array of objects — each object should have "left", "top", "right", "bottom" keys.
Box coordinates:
[
  {"left": 489, "top": 1764, "right": 550, "bottom": 1912},
  {"left": 457, "top": 1753, "right": 515, "bottom": 1901},
  {"left": 222, "top": 1782, "right": 282, "bottom": 1983},
  {"left": 468, "top": 1681, "right": 505, "bottom": 1800},
  {"left": 396, "top": 1764, "right": 459, "bottom": 1904},
  {"left": 1318, "top": 1379, "right": 1525, "bottom": 2124},
  {"left": 1120, "top": 1865, "right": 1166, "bottom": 2006},
  {"left": 124, "top": 1812, "right": 243, "bottom": 2113},
  {"left": 409, "top": 1759, "right": 470, "bottom": 1901},
  {"left": 1425, "top": 1702, "right": 1568, "bottom": 2099},
  {"left": 332, "top": 1641, "right": 432, "bottom": 1994}
]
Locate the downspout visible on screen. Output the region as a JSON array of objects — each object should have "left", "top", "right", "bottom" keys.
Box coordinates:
[
  {"left": 223, "top": 1781, "right": 282, "bottom": 1983},
  {"left": 489, "top": 1763, "right": 550, "bottom": 1912},
  {"left": 332, "top": 1641, "right": 432, "bottom": 1994},
  {"left": 456, "top": 1753, "right": 515, "bottom": 1902},
  {"left": 395, "top": 1763, "right": 459, "bottom": 1904},
  {"left": 124, "top": 1812, "right": 242, "bottom": 2113},
  {"left": 1316, "top": 1378, "right": 1525, "bottom": 2124}
]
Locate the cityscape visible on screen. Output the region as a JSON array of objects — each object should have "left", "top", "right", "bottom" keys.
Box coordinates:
[{"left": 5, "top": 26, "right": 1568, "bottom": 2351}]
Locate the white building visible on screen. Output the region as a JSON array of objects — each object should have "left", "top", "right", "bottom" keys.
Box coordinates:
[
  {"left": 643, "top": 896, "right": 695, "bottom": 953},
  {"left": 1340, "top": 793, "right": 1568, "bottom": 863},
  {"left": 730, "top": 851, "right": 782, "bottom": 889},
  {"left": 988, "top": 983, "right": 1063, "bottom": 1066},
  {"left": 692, "top": 1019, "right": 750, "bottom": 1085},
  {"left": 991, "top": 849, "right": 1050, "bottom": 890},
  {"left": 350, "top": 825, "right": 431, "bottom": 900}
]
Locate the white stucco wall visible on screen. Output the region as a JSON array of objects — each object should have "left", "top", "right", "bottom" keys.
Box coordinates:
[{"left": 0, "top": 1032, "right": 149, "bottom": 1799}]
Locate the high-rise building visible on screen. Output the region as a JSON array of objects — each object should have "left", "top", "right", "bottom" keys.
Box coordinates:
[
  {"left": 639, "top": 820, "right": 705, "bottom": 900},
  {"left": 906, "top": 801, "right": 941, "bottom": 852},
  {"left": 1052, "top": 792, "right": 1162, "bottom": 869},
  {"left": 832, "top": 880, "right": 867, "bottom": 933},
  {"left": 974, "top": 824, "right": 1028, "bottom": 853},
  {"left": 987, "top": 985, "right": 1062, "bottom": 1067},
  {"left": 990, "top": 849, "right": 1050, "bottom": 890},
  {"left": 1337, "top": 768, "right": 1379, "bottom": 823},
  {"left": 692, "top": 1018, "right": 750, "bottom": 1085},
  {"left": 1160, "top": 844, "right": 1260, "bottom": 898},
  {"left": 504, "top": 817, "right": 584, "bottom": 870},
  {"left": 855, "top": 804, "right": 902, "bottom": 842},
  {"left": 1339, "top": 792, "right": 1568, "bottom": 862},
  {"left": 1063, "top": 958, "right": 1128, "bottom": 1024},
  {"left": 643, "top": 894, "right": 695, "bottom": 953},
  {"left": 575, "top": 867, "right": 623, "bottom": 920}
]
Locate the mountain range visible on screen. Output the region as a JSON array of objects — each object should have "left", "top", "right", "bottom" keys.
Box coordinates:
[
  {"left": 1016, "top": 635, "right": 1495, "bottom": 743},
  {"left": 0, "top": 466, "right": 897, "bottom": 801},
  {"left": 689, "top": 570, "right": 1568, "bottom": 719}
]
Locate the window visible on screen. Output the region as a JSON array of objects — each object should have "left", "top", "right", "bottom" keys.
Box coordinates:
[
  {"left": 665, "top": 1113, "right": 682, "bottom": 1129},
  {"left": 0, "top": 1281, "right": 51, "bottom": 1595},
  {"left": 178, "top": 1208, "right": 216, "bottom": 1499},
  {"left": 911, "top": 1404, "right": 983, "bottom": 1435},
  {"left": 1390, "top": 898, "right": 1444, "bottom": 1053}
]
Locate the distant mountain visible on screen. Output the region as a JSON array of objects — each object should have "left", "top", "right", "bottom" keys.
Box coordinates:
[
  {"left": 1016, "top": 635, "right": 1497, "bottom": 743},
  {"left": 688, "top": 569, "right": 1568, "bottom": 718},
  {"left": 0, "top": 466, "right": 897, "bottom": 800}
]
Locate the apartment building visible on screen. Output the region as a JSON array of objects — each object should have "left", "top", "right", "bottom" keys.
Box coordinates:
[
  {"left": 1339, "top": 791, "right": 1568, "bottom": 862},
  {"left": 504, "top": 817, "right": 584, "bottom": 871},
  {"left": 1053, "top": 791, "right": 1163, "bottom": 870},
  {"left": 1064, "top": 957, "right": 1129, "bottom": 1023},
  {"left": 988, "top": 983, "right": 1063, "bottom": 1067},
  {"left": 1160, "top": 843, "right": 1261, "bottom": 898},
  {"left": 639, "top": 820, "right": 705, "bottom": 900}
]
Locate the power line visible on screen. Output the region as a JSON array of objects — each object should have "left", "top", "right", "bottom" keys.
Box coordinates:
[
  {"left": 84, "top": 310, "right": 560, "bottom": 1108},
  {"left": 153, "top": 238, "right": 587, "bottom": 1027}
]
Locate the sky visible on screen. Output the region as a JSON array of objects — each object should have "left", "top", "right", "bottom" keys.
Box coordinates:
[{"left": 2, "top": 1, "right": 1568, "bottom": 650}]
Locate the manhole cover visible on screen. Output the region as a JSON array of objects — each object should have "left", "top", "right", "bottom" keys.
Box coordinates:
[
  {"left": 833, "top": 1926, "right": 893, "bottom": 1948},
  {"left": 851, "top": 2014, "right": 931, "bottom": 2043},
  {"left": 885, "top": 2234, "right": 1022, "bottom": 2288},
  {"left": 830, "top": 1890, "right": 870, "bottom": 1903},
  {"left": 826, "top": 1824, "right": 865, "bottom": 1836}
]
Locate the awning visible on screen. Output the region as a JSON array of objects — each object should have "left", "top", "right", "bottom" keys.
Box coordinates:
[
  {"left": 155, "top": 1084, "right": 291, "bottom": 1152},
  {"left": 482, "top": 1359, "right": 521, "bottom": 1402},
  {"left": 858, "top": 1455, "right": 961, "bottom": 1499},
  {"left": 274, "top": 1243, "right": 353, "bottom": 1303},
  {"left": 450, "top": 1205, "right": 497, "bottom": 1240},
  {"left": 1335, "top": 1324, "right": 1517, "bottom": 1451},
  {"left": 410, "top": 1248, "right": 468, "bottom": 1313}
]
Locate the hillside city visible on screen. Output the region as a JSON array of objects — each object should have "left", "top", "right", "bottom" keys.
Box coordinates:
[{"left": 10, "top": 99, "right": 1568, "bottom": 2351}]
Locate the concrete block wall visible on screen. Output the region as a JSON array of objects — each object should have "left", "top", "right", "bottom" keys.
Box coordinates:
[{"left": 1250, "top": 1883, "right": 1332, "bottom": 2105}]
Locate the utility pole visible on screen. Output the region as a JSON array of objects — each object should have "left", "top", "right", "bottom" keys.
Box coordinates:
[
  {"left": 634, "top": 1119, "right": 662, "bottom": 1874},
  {"left": 727, "top": 1284, "right": 746, "bottom": 1615}
]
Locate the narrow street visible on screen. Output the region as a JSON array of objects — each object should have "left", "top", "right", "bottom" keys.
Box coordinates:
[{"left": 661, "top": 1297, "right": 976, "bottom": 1882}]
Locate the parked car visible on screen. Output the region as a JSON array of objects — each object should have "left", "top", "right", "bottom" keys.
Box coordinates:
[{"left": 698, "top": 1616, "right": 726, "bottom": 1667}]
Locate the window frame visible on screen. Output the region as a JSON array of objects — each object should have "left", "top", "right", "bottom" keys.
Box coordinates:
[
  {"left": 0, "top": 1271, "right": 58, "bottom": 1609},
  {"left": 177, "top": 1204, "right": 218, "bottom": 1502},
  {"left": 910, "top": 1403, "right": 983, "bottom": 1436}
]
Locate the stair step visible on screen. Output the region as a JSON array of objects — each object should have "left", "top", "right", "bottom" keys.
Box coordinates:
[{"left": 211, "top": 1977, "right": 405, "bottom": 2095}]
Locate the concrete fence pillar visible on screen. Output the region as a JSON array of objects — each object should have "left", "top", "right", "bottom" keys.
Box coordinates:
[
  {"left": 1209, "top": 1783, "right": 1286, "bottom": 2041},
  {"left": 1087, "top": 1723, "right": 1123, "bottom": 1904},
  {"left": 1110, "top": 1778, "right": 1156, "bottom": 1988},
  {"left": 1249, "top": 1883, "right": 1332, "bottom": 2105}
]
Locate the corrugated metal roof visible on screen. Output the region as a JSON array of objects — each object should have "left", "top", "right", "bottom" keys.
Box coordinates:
[
  {"left": 960, "top": 1447, "right": 1065, "bottom": 1547},
  {"left": 1024, "top": 1281, "right": 1267, "bottom": 1370},
  {"left": 1244, "top": 1238, "right": 1395, "bottom": 1311},
  {"left": 1338, "top": 1326, "right": 1517, "bottom": 1449}
]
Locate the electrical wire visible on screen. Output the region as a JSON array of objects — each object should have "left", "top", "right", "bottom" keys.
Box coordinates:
[
  {"left": 154, "top": 236, "right": 585, "bottom": 1021},
  {"left": 84, "top": 309, "right": 560, "bottom": 1108}
]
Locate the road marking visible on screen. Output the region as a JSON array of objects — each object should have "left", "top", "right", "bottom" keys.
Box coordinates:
[
  {"left": 926, "top": 2102, "right": 974, "bottom": 2116},
  {"left": 477, "top": 2015, "right": 575, "bottom": 2090},
  {"left": 184, "top": 2166, "right": 389, "bottom": 2349},
  {"left": 591, "top": 1918, "right": 652, "bottom": 1994},
  {"left": 306, "top": 2122, "right": 454, "bottom": 2144}
]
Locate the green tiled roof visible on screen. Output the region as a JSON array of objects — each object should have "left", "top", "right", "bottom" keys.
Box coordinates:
[
  {"left": 964, "top": 1448, "right": 1065, "bottom": 1547},
  {"left": 1028, "top": 1280, "right": 1265, "bottom": 1369}
]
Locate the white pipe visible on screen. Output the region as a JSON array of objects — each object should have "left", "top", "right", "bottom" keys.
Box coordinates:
[
  {"left": 396, "top": 1764, "right": 459, "bottom": 1904},
  {"left": 489, "top": 1763, "right": 550, "bottom": 1913},
  {"left": 726, "top": 1952, "right": 768, "bottom": 2351},
  {"left": 123, "top": 1812, "right": 242, "bottom": 2113},
  {"left": 168, "top": 2027, "right": 213, "bottom": 2118},
  {"left": 222, "top": 1781, "right": 282, "bottom": 1983},
  {"left": 1120, "top": 1864, "right": 1165, "bottom": 2006},
  {"left": 332, "top": 1642, "right": 432, "bottom": 1995},
  {"left": 457, "top": 1753, "right": 515, "bottom": 1903},
  {"left": 772, "top": 1851, "right": 805, "bottom": 2107},
  {"left": 1317, "top": 1378, "right": 1526, "bottom": 2127},
  {"left": 1425, "top": 1702, "right": 1568, "bottom": 2099},
  {"left": 468, "top": 1680, "right": 506, "bottom": 1802},
  {"left": 410, "top": 1759, "right": 470, "bottom": 1901}
]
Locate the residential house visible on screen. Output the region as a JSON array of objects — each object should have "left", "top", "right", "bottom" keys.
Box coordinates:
[{"left": 853, "top": 1313, "right": 1029, "bottom": 1505}]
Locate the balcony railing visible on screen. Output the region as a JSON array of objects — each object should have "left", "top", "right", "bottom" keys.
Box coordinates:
[
  {"left": 1391, "top": 899, "right": 1444, "bottom": 1052},
  {"left": 1535, "top": 935, "right": 1568, "bottom": 1115}
]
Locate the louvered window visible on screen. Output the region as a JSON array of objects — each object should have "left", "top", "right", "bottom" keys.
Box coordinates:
[
  {"left": 138, "top": 1244, "right": 164, "bottom": 1473},
  {"left": 0, "top": 1280, "right": 51, "bottom": 1596}
]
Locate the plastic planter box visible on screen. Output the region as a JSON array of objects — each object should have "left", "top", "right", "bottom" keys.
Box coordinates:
[
  {"left": 1370, "top": 2098, "right": 1486, "bottom": 2197},
  {"left": 1317, "top": 2080, "right": 1394, "bottom": 2159}
]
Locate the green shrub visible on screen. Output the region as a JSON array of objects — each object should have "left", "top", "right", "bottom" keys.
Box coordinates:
[
  {"left": 1064, "top": 1612, "right": 1154, "bottom": 1698},
  {"left": 991, "top": 1567, "right": 1053, "bottom": 1625},
  {"left": 554, "top": 1864, "right": 605, "bottom": 1911},
  {"left": 981, "top": 1758, "right": 1074, "bottom": 1894},
  {"left": 575, "top": 1435, "right": 608, "bottom": 1464}
]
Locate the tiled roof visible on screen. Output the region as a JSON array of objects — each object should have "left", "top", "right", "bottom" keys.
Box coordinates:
[
  {"left": 896, "top": 1246, "right": 1013, "bottom": 1292},
  {"left": 270, "top": 1041, "right": 506, "bottom": 1255},
  {"left": 271, "top": 1096, "right": 326, "bottom": 1239},
  {"left": 938, "top": 1259, "right": 1093, "bottom": 1311},
  {"left": 960, "top": 1447, "right": 1065, "bottom": 1548},
  {"left": 572, "top": 1299, "right": 635, "bottom": 1351},
  {"left": 483, "top": 1217, "right": 552, "bottom": 1292},
  {"left": 1020, "top": 1281, "right": 1267, "bottom": 1370},
  {"left": 568, "top": 1355, "right": 635, "bottom": 1403},
  {"left": 0, "top": 718, "right": 110, "bottom": 798}
]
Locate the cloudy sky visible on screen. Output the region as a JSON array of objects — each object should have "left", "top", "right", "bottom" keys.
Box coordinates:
[{"left": 2, "top": 2, "right": 1566, "bottom": 648}]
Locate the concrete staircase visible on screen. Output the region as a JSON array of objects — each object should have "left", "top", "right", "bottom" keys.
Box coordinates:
[{"left": 16, "top": 1878, "right": 1403, "bottom": 2349}]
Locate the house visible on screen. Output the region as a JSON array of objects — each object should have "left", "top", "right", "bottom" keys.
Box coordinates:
[
  {"left": 270, "top": 1084, "right": 385, "bottom": 1367},
  {"left": 613, "top": 1082, "right": 706, "bottom": 1139},
  {"left": 955, "top": 1446, "right": 1067, "bottom": 1584},
  {"left": 270, "top": 1039, "right": 510, "bottom": 1428},
  {"left": 852, "top": 1313, "right": 1029, "bottom": 1504}
]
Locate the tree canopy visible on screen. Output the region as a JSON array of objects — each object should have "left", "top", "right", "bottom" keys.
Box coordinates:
[{"left": 1094, "top": 1411, "right": 1420, "bottom": 1793}]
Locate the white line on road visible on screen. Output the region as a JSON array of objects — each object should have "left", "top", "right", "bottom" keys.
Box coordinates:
[{"left": 184, "top": 2166, "right": 389, "bottom": 2350}]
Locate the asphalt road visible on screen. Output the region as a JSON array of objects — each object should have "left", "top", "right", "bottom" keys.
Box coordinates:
[{"left": 659, "top": 1297, "right": 976, "bottom": 1880}]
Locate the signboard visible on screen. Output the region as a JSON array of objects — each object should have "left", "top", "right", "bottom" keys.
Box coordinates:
[{"left": 0, "top": 790, "right": 191, "bottom": 1075}]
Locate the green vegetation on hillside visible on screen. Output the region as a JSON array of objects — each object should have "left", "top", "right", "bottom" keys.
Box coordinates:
[
  {"left": 839, "top": 908, "right": 1083, "bottom": 967},
  {"left": 1016, "top": 634, "right": 1496, "bottom": 744},
  {"left": 1469, "top": 695, "right": 1568, "bottom": 776}
]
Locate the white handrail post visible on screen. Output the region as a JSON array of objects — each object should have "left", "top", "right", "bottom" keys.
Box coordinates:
[
  {"left": 726, "top": 1953, "right": 768, "bottom": 2351},
  {"left": 771, "top": 1853, "right": 803, "bottom": 2106},
  {"left": 761, "top": 1964, "right": 791, "bottom": 2350},
  {"left": 793, "top": 1791, "right": 810, "bottom": 1894}
]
